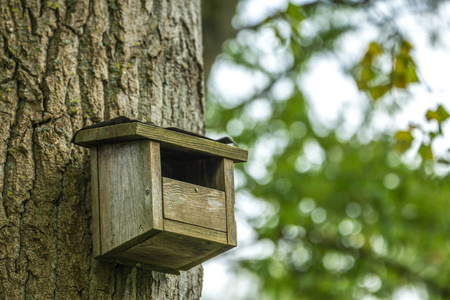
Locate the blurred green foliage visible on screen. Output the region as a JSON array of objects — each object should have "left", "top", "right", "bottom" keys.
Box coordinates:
[{"left": 205, "top": 0, "right": 450, "bottom": 299}]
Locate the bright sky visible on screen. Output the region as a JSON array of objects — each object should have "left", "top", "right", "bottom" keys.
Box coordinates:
[{"left": 202, "top": 0, "right": 450, "bottom": 299}]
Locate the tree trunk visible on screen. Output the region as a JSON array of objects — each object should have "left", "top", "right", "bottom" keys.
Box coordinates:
[{"left": 0, "top": 0, "right": 205, "bottom": 298}]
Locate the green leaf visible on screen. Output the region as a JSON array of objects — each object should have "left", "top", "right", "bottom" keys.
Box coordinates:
[
  {"left": 361, "top": 66, "right": 375, "bottom": 82},
  {"left": 361, "top": 42, "right": 383, "bottom": 65},
  {"left": 352, "top": 41, "right": 392, "bottom": 99},
  {"left": 369, "top": 84, "right": 390, "bottom": 100},
  {"left": 286, "top": 2, "right": 305, "bottom": 22},
  {"left": 400, "top": 40, "right": 413, "bottom": 55},
  {"left": 426, "top": 105, "right": 450, "bottom": 123},
  {"left": 392, "top": 40, "right": 419, "bottom": 88},
  {"left": 368, "top": 42, "right": 383, "bottom": 56},
  {"left": 206, "top": 2, "right": 450, "bottom": 299},
  {"left": 405, "top": 66, "right": 419, "bottom": 84},
  {"left": 394, "top": 130, "right": 414, "bottom": 153},
  {"left": 419, "top": 143, "right": 433, "bottom": 161}
]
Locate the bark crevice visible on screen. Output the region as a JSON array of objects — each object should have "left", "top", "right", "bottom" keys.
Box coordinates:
[{"left": 0, "top": 0, "right": 205, "bottom": 298}]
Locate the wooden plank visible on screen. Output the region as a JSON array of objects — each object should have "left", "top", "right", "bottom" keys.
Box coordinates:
[
  {"left": 179, "top": 244, "right": 235, "bottom": 271},
  {"left": 119, "top": 231, "right": 224, "bottom": 270},
  {"left": 223, "top": 159, "right": 237, "bottom": 247},
  {"left": 74, "top": 122, "right": 248, "bottom": 163},
  {"left": 98, "top": 144, "right": 112, "bottom": 254},
  {"left": 98, "top": 140, "right": 157, "bottom": 253},
  {"left": 100, "top": 228, "right": 162, "bottom": 257},
  {"left": 90, "top": 146, "right": 101, "bottom": 257},
  {"left": 195, "top": 158, "right": 237, "bottom": 246},
  {"left": 163, "top": 177, "right": 227, "bottom": 232},
  {"left": 164, "top": 219, "right": 227, "bottom": 244},
  {"left": 137, "top": 123, "right": 248, "bottom": 162},
  {"left": 175, "top": 158, "right": 238, "bottom": 269},
  {"left": 74, "top": 123, "right": 138, "bottom": 146},
  {"left": 149, "top": 141, "right": 163, "bottom": 230}
]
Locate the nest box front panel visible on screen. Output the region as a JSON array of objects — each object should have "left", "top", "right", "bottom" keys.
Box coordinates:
[
  {"left": 163, "top": 178, "right": 227, "bottom": 231},
  {"left": 160, "top": 155, "right": 237, "bottom": 246}
]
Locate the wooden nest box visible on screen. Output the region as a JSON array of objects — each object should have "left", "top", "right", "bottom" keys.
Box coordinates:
[{"left": 73, "top": 120, "right": 248, "bottom": 274}]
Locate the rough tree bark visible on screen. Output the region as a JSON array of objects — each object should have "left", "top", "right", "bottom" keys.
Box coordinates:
[{"left": 0, "top": 0, "right": 205, "bottom": 298}]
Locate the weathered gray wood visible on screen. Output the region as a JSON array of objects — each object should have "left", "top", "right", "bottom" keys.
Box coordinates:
[
  {"left": 163, "top": 177, "right": 227, "bottom": 231},
  {"left": 119, "top": 231, "right": 225, "bottom": 270},
  {"left": 74, "top": 122, "right": 248, "bottom": 163},
  {"left": 98, "top": 144, "right": 112, "bottom": 254},
  {"left": 164, "top": 219, "right": 228, "bottom": 244},
  {"left": 74, "top": 123, "right": 139, "bottom": 146},
  {"left": 149, "top": 141, "right": 164, "bottom": 231},
  {"left": 82, "top": 116, "right": 243, "bottom": 273},
  {"left": 93, "top": 140, "right": 239, "bottom": 273},
  {"left": 224, "top": 159, "right": 237, "bottom": 246},
  {"left": 100, "top": 220, "right": 228, "bottom": 273},
  {"left": 179, "top": 244, "right": 235, "bottom": 271},
  {"left": 90, "top": 147, "right": 101, "bottom": 257},
  {"left": 99, "top": 228, "right": 162, "bottom": 257},
  {"left": 98, "top": 140, "right": 160, "bottom": 254},
  {"left": 178, "top": 157, "right": 236, "bottom": 246}
]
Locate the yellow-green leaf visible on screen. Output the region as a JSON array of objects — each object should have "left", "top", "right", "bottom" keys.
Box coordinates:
[
  {"left": 426, "top": 105, "right": 450, "bottom": 123},
  {"left": 405, "top": 67, "right": 419, "bottom": 83},
  {"left": 400, "top": 40, "right": 413, "bottom": 55},
  {"left": 419, "top": 143, "right": 433, "bottom": 161},
  {"left": 287, "top": 3, "right": 305, "bottom": 23},
  {"left": 394, "top": 130, "right": 414, "bottom": 153},
  {"left": 369, "top": 84, "right": 390, "bottom": 100},
  {"left": 368, "top": 42, "right": 383, "bottom": 56}
]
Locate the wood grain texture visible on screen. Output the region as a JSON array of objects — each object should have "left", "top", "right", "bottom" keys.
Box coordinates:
[
  {"left": 98, "top": 140, "right": 158, "bottom": 253},
  {"left": 90, "top": 147, "right": 101, "bottom": 257},
  {"left": 163, "top": 177, "right": 227, "bottom": 231},
  {"left": 150, "top": 141, "right": 164, "bottom": 230},
  {"left": 164, "top": 219, "right": 228, "bottom": 244},
  {"left": 74, "top": 123, "right": 139, "bottom": 146},
  {"left": 74, "top": 122, "right": 248, "bottom": 163},
  {"left": 100, "top": 228, "right": 162, "bottom": 257},
  {"left": 99, "top": 220, "right": 228, "bottom": 273},
  {"left": 119, "top": 231, "right": 225, "bottom": 270},
  {"left": 224, "top": 159, "right": 237, "bottom": 246},
  {"left": 179, "top": 243, "right": 235, "bottom": 271}
]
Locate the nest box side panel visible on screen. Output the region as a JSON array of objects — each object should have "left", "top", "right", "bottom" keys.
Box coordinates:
[
  {"left": 148, "top": 141, "right": 163, "bottom": 231},
  {"left": 223, "top": 158, "right": 237, "bottom": 246},
  {"left": 97, "top": 140, "right": 163, "bottom": 254},
  {"left": 90, "top": 146, "right": 101, "bottom": 257}
]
